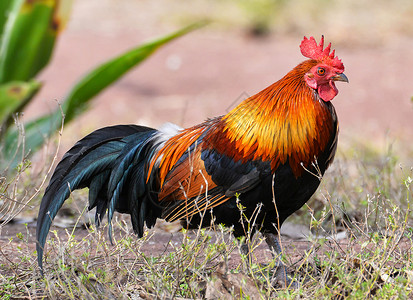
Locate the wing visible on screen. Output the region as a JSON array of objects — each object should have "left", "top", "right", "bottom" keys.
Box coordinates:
[
  {"left": 159, "top": 146, "right": 226, "bottom": 221},
  {"left": 201, "top": 147, "right": 271, "bottom": 197}
]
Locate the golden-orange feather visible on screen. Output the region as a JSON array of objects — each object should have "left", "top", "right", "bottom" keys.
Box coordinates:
[
  {"left": 203, "top": 60, "right": 336, "bottom": 177},
  {"left": 147, "top": 123, "right": 207, "bottom": 186},
  {"left": 158, "top": 147, "right": 217, "bottom": 202},
  {"left": 157, "top": 146, "right": 230, "bottom": 222}
]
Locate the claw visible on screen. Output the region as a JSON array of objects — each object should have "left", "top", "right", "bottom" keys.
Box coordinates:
[
  {"left": 264, "top": 232, "right": 298, "bottom": 289},
  {"left": 272, "top": 263, "right": 299, "bottom": 288}
]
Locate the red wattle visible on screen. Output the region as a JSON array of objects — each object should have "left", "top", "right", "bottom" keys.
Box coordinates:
[{"left": 318, "top": 80, "right": 338, "bottom": 102}]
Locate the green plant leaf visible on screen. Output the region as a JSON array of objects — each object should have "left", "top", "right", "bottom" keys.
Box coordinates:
[
  {"left": 0, "top": 0, "right": 72, "bottom": 83},
  {"left": 0, "top": 80, "right": 41, "bottom": 122},
  {"left": 2, "top": 22, "right": 206, "bottom": 167},
  {"left": 0, "top": 0, "right": 15, "bottom": 45},
  {"left": 2, "top": 112, "right": 60, "bottom": 166}
]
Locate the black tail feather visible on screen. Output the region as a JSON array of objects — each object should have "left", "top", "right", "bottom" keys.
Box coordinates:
[{"left": 36, "top": 124, "right": 159, "bottom": 272}]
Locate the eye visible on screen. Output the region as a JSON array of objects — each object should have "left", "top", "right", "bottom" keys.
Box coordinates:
[{"left": 317, "top": 67, "right": 326, "bottom": 76}]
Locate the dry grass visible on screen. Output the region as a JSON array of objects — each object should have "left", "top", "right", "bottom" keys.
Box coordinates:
[{"left": 0, "top": 139, "right": 412, "bottom": 299}]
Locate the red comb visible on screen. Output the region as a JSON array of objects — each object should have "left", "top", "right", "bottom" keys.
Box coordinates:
[{"left": 300, "top": 36, "right": 344, "bottom": 71}]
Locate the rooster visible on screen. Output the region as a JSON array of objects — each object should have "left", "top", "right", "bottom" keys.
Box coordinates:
[{"left": 36, "top": 36, "right": 348, "bottom": 286}]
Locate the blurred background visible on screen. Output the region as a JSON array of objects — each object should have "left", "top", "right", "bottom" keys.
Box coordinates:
[{"left": 26, "top": 0, "right": 413, "bottom": 162}]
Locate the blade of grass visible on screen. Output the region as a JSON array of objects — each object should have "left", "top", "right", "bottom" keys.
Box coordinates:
[{"left": 0, "top": 80, "right": 41, "bottom": 123}]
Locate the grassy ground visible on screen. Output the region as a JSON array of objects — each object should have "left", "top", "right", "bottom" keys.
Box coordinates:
[{"left": 0, "top": 141, "right": 412, "bottom": 299}]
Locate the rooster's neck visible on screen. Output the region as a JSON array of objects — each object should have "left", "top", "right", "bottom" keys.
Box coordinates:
[{"left": 208, "top": 64, "right": 337, "bottom": 176}]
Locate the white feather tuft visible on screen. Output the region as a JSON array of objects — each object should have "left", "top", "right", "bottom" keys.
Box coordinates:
[
  {"left": 150, "top": 122, "right": 183, "bottom": 167},
  {"left": 157, "top": 122, "right": 182, "bottom": 139}
]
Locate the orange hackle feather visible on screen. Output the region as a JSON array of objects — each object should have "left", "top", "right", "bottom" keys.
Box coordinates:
[
  {"left": 147, "top": 123, "right": 207, "bottom": 187},
  {"left": 156, "top": 145, "right": 228, "bottom": 222},
  {"left": 203, "top": 59, "right": 336, "bottom": 177},
  {"left": 158, "top": 147, "right": 217, "bottom": 201}
]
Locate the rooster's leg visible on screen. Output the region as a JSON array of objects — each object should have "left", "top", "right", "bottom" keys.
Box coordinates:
[{"left": 263, "top": 232, "right": 297, "bottom": 288}]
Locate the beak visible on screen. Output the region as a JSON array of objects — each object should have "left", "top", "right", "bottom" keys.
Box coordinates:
[{"left": 332, "top": 73, "right": 349, "bottom": 83}]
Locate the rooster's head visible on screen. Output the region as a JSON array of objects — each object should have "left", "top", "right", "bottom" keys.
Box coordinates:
[{"left": 300, "top": 36, "right": 348, "bottom": 102}]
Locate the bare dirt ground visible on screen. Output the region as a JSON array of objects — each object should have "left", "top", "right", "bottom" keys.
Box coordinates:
[
  {"left": 0, "top": 217, "right": 339, "bottom": 273},
  {"left": 1, "top": 0, "right": 413, "bottom": 278}
]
